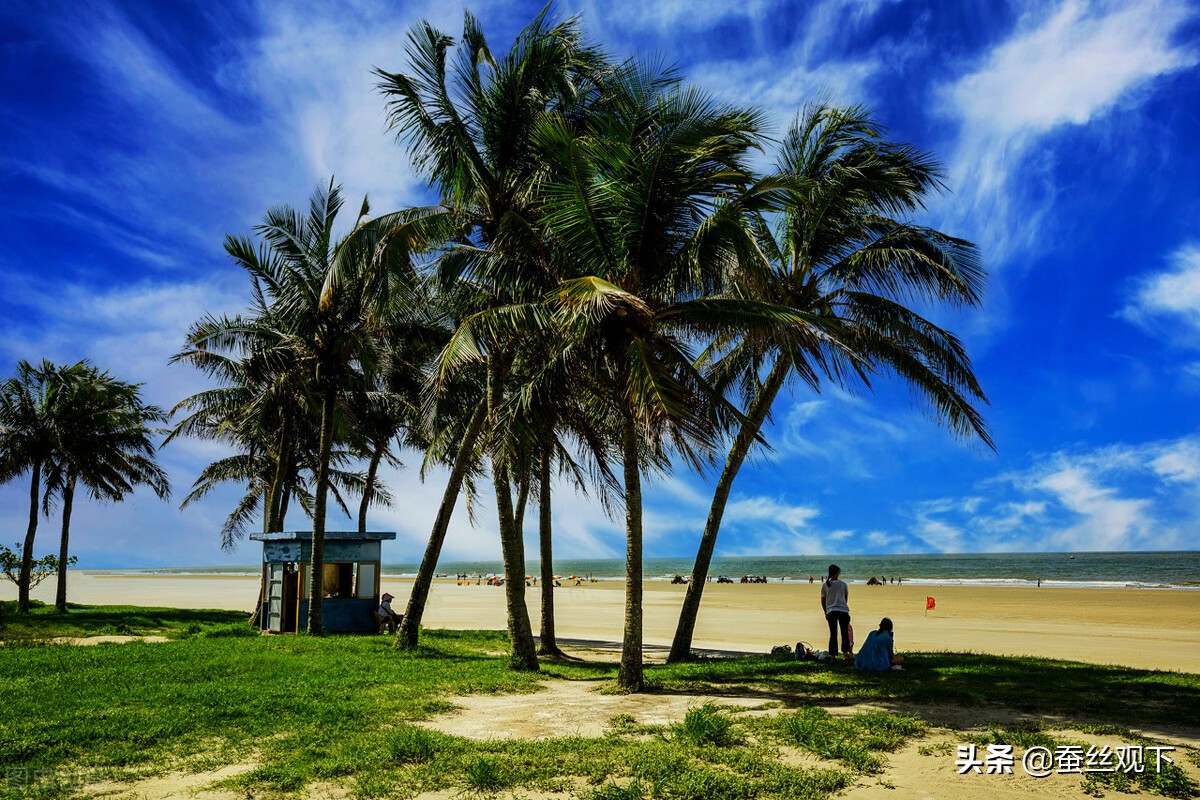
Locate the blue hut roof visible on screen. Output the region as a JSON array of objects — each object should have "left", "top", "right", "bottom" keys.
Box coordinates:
[{"left": 250, "top": 531, "right": 397, "bottom": 542}]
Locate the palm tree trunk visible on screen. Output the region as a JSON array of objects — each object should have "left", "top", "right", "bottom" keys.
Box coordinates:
[
  {"left": 397, "top": 399, "right": 487, "bottom": 649},
  {"left": 18, "top": 460, "right": 42, "bottom": 613},
  {"left": 667, "top": 357, "right": 790, "bottom": 662},
  {"left": 279, "top": 470, "right": 293, "bottom": 529},
  {"left": 266, "top": 416, "right": 291, "bottom": 532},
  {"left": 537, "top": 440, "right": 561, "bottom": 656},
  {"left": 306, "top": 386, "right": 337, "bottom": 636},
  {"left": 55, "top": 473, "right": 76, "bottom": 613},
  {"left": 617, "top": 410, "right": 644, "bottom": 690},
  {"left": 359, "top": 439, "right": 386, "bottom": 532},
  {"left": 493, "top": 455, "right": 538, "bottom": 670},
  {"left": 514, "top": 476, "right": 529, "bottom": 535},
  {"left": 488, "top": 350, "right": 538, "bottom": 672}
]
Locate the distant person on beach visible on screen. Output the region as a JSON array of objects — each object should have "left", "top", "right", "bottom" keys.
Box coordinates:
[
  {"left": 855, "top": 618, "right": 904, "bottom": 671},
  {"left": 820, "top": 564, "right": 852, "bottom": 657}
]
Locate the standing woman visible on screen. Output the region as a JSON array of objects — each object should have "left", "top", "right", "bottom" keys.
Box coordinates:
[{"left": 820, "top": 564, "right": 852, "bottom": 657}]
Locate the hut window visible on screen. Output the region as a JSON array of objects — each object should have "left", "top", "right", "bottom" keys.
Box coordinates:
[
  {"left": 311, "top": 562, "right": 380, "bottom": 599},
  {"left": 322, "top": 563, "right": 355, "bottom": 598},
  {"left": 357, "top": 563, "right": 377, "bottom": 598}
]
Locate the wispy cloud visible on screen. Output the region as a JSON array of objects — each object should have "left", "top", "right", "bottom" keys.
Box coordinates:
[
  {"left": 909, "top": 434, "right": 1200, "bottom": 552},
  {"left": 1121, "top": 243, "right": 1200, "bottom": 344},
  {"left": 935, "top": 0, "right": 1197, "bottom": 267},
  {"left": 767, "top": 389, "right": 914, "bottom": 479}
]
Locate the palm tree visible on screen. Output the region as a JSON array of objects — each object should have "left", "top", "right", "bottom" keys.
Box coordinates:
[
  {"left": 174, "top": 179, "right": 428, "bottom": 633},
  {"left": 0, "top": 360, "right": 84, "bottom": 613},
  {"left": 374, "top": 8, "right": 606, "bottom": 666},
  {"left": 352, "top": 303, "right": 449, "bottom": 532},
  {"left": 169, "top": 295, "right": 316, "bottom": 547},
  {"left": 487, "top": 64, "right": 812, "bottom": 689},
  {"left": 494, "top": 329, "right": 624, "bottom": 656},
  {"left": 43, "top": 365, "right": 170, "bottom": 612},
  {"left": 666, "top": 104, "right": 993, "bottom": 662}
]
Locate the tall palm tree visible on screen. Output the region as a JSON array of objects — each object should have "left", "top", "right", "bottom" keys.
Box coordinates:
[
  {"left": 666, "top": 104, "right": 993, "bottom": 662},
  {"left": 473, "top": 64, "right": 813, "bottom": 689},
  {"left": 0, "top": 360, "right": 84, "bottom": 613},
  {"left": 374, "top": 8, "right": 606, "bottom": 666},
  {"left": 43, "top": 365, "right": 170, "bottom": 612},
  {"left": 496, "top": 326, "right": 625, "bottom": 656},
  {"left": 175, "top": 179, "right": 428, "bottom": 633}
]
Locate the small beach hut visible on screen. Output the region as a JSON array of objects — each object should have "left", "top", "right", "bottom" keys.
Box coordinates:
[{"left": 249, "top": 531, "right": 396, "bottom": 634}]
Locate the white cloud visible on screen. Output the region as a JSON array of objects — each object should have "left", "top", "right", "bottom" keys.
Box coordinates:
[
  {"left": 1032, "top": 462, "right": 1152, "bottom": 550},
  {"left": 579, "top": 0, "right": 782, "bottom": 34},
  {"left": 1121, "top": 244, "right": 1200, "bottom": 346},
  {"left": 911, "top": 434, "right": 1200, "bottom": 552},
  {"left": 770, "top": 389, "right": 912, "bottom": 478},
  {"left": 936, "top": 0, "right": 1197, "bottom": 264},
  {"left": 949, "top": 0, "right": 1194, "bottom": 137}
]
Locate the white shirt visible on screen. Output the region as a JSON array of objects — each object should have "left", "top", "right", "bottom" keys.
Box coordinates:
[{"left": 821, "top": 579, "right": 849, "bottom": 615}]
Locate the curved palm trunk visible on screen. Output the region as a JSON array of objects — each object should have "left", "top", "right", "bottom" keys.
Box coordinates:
[
  {"left": 397, "top": 400, "right": 488, "bottom": 649},
  {"left": 18, "top": 460, "right": 43, "bottom": 613},
  {"left": 667, "top": 358, "right": 790, "bottom": 662},
  {"left": 358, "top": 439, "right": 386, "bottom": 532},
  {"left": 488, "top": 350, "right": 538, "bottom": 671},
  {"left": 537, "top": 441, "right": 561, "bottom": 656},
  {"left": 306, "top": 386, "right": 337, "bottom": 636},
  {"left": 55, "top": 473, "right": 76, "bottom": 612},
  {"left": 617, "top": 410, "right": 644, "bottom": 690}
]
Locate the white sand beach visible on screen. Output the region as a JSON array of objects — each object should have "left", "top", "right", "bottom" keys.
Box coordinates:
[{"left": 9, "top": 571, "right": 1199, "bottom": 672}]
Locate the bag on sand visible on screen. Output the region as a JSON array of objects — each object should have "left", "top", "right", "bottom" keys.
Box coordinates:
[{"left": 794, "top": 641, "right": 813, "bottom": 661}]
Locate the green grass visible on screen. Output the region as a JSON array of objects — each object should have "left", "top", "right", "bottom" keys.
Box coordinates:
[
  {"left": 0, "top": 600, "right": 248, "bottom": 639},
  {"left": 647, "top": 650, "right": 1200, "bottom": 729},
  {"left": 756, "top": 707, "right": 926, "bottom": 773},
  {"left": 1, "top": 606, "right": 1197, "bottom": 799},
  {"left": 671, "top": 704, "right": 741, "bottom": 747}
]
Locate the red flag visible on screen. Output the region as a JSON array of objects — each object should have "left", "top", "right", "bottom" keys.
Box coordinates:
[{"left": 926, "top": 596, "right": 936, "bottom": 610}]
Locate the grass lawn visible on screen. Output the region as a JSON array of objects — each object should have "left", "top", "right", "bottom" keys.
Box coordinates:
[{"left": 1, "top": 603, "right": 1197, "bottom": 799}]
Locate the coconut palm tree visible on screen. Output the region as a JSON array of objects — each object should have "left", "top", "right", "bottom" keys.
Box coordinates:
[
  {"left": 465, "top": 63, "right": 815, "bottom": 689},
  {"left": 374, "top": 8, "right": 607, "bottom": 667},
  {"left": 173, "top": 179, "right": 430, "bottom": 633},
  {"left": 493, "top": 339, "right": 624, "bottom": 656},
  {"left": 42, "top": 364, "right": 170, "bottom": 611},
  {"left": 0, "top": 360, "right": 85, "bottom": 612},
  {"left": 666, "top": 104, "right": 993, "bottom": 662}
]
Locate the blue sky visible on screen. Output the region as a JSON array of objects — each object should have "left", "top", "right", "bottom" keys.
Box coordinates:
[{"left": 2, "top": 0, "right": 1199, "bottom": 567}]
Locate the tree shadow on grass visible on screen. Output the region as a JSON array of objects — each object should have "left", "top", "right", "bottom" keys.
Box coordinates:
[
  {"left": 646, "top": 651, "right": 1200, "bottom": 733},
  {"left": 0, "top": 601, "right": 248, "bottom": 637}
]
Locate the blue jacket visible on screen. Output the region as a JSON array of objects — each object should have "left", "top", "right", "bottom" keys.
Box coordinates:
[{"left": 854, "top": 629, "right": 894, "bottom": 671}]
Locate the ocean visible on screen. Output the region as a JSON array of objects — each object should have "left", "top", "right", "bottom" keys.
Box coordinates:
[{"left": 97, "top": 550, "right": 1200, "bottom": 589}]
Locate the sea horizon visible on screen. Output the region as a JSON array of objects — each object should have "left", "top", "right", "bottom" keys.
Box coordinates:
[{"left": 81, "top": 549, "right": 1200, "bottom": 589}]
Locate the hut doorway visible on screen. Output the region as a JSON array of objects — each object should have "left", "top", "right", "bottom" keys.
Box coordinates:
[{"left": 282, "top": 566, "right": 299, "bottom": 633}]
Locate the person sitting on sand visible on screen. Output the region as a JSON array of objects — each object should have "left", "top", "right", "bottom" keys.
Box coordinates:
[
  {"left": 378, "top": 593, "right": 402, "bottom": 633},
  {"left": 854, "top": 617, "right": 904, "bottom": 671}
]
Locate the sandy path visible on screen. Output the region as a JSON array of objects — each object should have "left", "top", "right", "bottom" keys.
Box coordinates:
[
  {"left": 423, "top": 679, "right": 1199, "bottom": 800},
  {"left": 8, "top": 572, "right": 1199, "bottom": 672}
]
